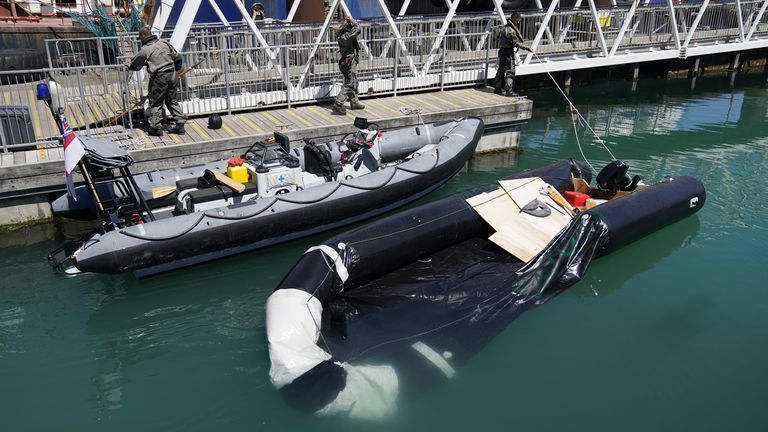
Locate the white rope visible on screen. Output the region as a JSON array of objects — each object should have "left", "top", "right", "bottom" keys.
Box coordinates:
[{"left": 530, "top": 51, "right": 617, "bottom": 163}]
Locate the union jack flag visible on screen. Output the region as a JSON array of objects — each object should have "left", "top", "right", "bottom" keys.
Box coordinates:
[
  {"left": 59, "top": 113, "right": 86, "bottom": 200},
  {"left": 60, "top": 113, "right": 85, "bottom": 175}
]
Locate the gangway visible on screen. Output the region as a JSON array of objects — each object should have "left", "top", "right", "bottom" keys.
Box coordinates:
[{"left": 38, "top": 0, "right": 768, "bottom": 119}]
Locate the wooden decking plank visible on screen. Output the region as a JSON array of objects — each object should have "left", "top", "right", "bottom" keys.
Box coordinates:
[
  {"left": 305, "top": 106, "right": 338, "bottom": 126},
  {"left": 27, "top": 89, "right": 44, "bottom": 141},
  {"left": 296, "top": 106, "right": 329, "bottom": 127},
  {"left": 220, "top": 122, "right": 238, "bottom": 138},
  {"left": 256, "top": 111, "right": 283, "bottom": 129},
  {"left": 366, "top": 98, "right": 401, "bottom": 116},
  {"left": 238, "top": 114, "right": 265, "bottom": 134},
  {"left": 188, "top": 121, "right": 212, "bottom": 141},
  {"left": 424, "top": 92, "right": 461, "bottom": 110},
  {"left": 454, "top": 90, "right": 485, "bottom": 106},
  {"left": 281, "top": 107, "right": 315, "bottom": 128},
  {"left": 253, "top": 111, "right": 286, "bottom": 131},
  {"left": 167, "top": 130, "right": 182, "bottom": 144},
  {"left": 223, "top": 117, "right": 251, "bottom": 137},
  {"left": 177, "top": 121, "right": 203, "bottom": 142},
  {"left": 266, "top": 110, "right": 297, "bottom": 130},
  {"left": 400, "top": 94, "right": 441, "bottom": 112},
  {"left": 228, "top": 116, "right": 258, "bottom": 137},
  {"left": 191, "top": 119, "right": 219, "bottom": 140}
]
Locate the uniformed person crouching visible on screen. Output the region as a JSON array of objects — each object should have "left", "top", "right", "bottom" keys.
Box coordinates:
[
  {"left": 129, "top": 27, "right": 187, "bottom": 136},
  {"left": 495, "top": 12, "right": 533, "bottom": 97},
  {"left": 332, "top": 16, "right": 366, "bottom": 115}
]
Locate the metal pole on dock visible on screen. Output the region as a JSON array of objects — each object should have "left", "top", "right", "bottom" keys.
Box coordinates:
[
  {"left": 393, "top": 41, "right": 399, "bottom": 97},
  {"left": 221, "top": 33, "right": 232, "bottom": 115},
  {"left": 440, "top": 37, "right": 446, "bottom": 91},
  {"left": 75, "top": 69, "right": 91, "bottom": 136},
  {"left": 284, "top": 44, "right": 291, "bottom": 109}
]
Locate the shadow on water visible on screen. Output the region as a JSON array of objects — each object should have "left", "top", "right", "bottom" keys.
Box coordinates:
[{"left": 570, "top": 214, "right": 702, "bottom": 298}]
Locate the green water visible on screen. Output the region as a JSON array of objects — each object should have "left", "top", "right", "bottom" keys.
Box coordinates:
[{"left": 2, "top": 75, "right": 767, "bottom": 431}]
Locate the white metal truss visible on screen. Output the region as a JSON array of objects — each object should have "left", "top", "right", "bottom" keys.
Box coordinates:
[
  {"left": 533, "top": 0, "right": 555, "bottom": 45},
  {"left": 587, "top": 0, "right": 609, "bottom": 57},
  {"left": 374, "top": 0, "right": 418, "bottom": 77},
  {"left": 666, "top": 0, "right": 681, "bottom": 51},
  {"left": 475, "top": 0, "right": 508, "bottom": 51},
  {"left": 523, "top": 0, "right": 560, "bottom": 65},
  {"left": 682, "top": 0, "right": 710, "bottom": 50},
  {"left": 735, "top": 0, "right": 745, "bottom": 42},
  {"left": 557, "top": 0, "right": 583, "bottom": 44},
  {"left": 420, "top": 0, "right": 462, "bottom": 76},
  {"left": 295, "top": 0, "right": 344, "bottom": 89},
  {"left": 137, "top": 0, "right": 768, "bottom": 116},
  {"left": 746, "top": 0, "right": 768, "bottom": 41},
  {"left": 609, "top": 0, "right": 639, "bottom": 57}
]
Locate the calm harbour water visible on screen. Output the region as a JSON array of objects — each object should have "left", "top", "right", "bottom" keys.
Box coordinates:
[{"left": 1, "top": 75, "right": 767, "bottom": 431}]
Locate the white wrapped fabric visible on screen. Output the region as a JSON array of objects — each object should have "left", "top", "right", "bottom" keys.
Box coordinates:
[
  {"left": 316, "top": 363, "right": 399, "bottom": 420},
  {"left": 266, "top": 289, "right": 332, "bottom": 388}
]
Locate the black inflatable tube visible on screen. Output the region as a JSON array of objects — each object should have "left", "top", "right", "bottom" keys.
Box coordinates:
[
  {"left": 278, "top": 159, "right": 592, "bottom": 295},
  {"left": 588, "top": 176, "right": 706, "bottom": 255}
]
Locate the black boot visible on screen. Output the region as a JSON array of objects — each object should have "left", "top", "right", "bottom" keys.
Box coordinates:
[
  {"left": 505, "top": 90, "right": 520, "bottom": 97},
  {"left": 147, "top": 127, "right": 163, "bottom": 137},
  {"left": 331, "top": 104, "right": 347, "bottom": 115},
  {"left": 350, "top": 102, "right": 365, "bottom": 110},
  {"left": 493, "top": 88, "right": 502, "bottom": 94},
  {"left": 168, "top": 124, "right": 186, "bottom": 135}
]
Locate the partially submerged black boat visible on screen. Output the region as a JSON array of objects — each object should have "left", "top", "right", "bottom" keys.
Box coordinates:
[
  {"left": 48, "top": 117, "right": 483, "bottom": 276},
  {"left": 266, "top": 159, "right": 705, "bottom": 419}
]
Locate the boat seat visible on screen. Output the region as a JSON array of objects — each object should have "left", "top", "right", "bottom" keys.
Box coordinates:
[
  {"left": 184, "top": 181, "right": 259, "bottom": 209},
  {"left": 303, "top": 141, "right": 341, "bottom": 181}
]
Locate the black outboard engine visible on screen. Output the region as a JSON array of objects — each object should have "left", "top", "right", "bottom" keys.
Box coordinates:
[{"left": 596, "top": 160, "right": 641, "bottom": 194}]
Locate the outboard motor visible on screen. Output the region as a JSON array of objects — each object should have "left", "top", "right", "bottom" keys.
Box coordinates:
[{"left": 596, "top": 160, "right": 641, "bottom": 194}]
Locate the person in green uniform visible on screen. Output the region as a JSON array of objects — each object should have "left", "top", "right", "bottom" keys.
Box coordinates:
[
  {"left": 494, "top": 12, "right": 533, "bottom": 97},
  {"left": 129, "top": 27, "right": 187, "bottom": 136},
  {"left": 332, "top": 16, "right": 366, "bottom": 115}
]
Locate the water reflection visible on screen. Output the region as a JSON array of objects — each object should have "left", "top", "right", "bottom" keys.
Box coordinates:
[{"left": 572, "top": 216, "right": 702, "bottom": 298}]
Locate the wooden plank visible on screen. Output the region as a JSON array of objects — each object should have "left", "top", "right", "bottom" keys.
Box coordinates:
[
  {"left": 193, "top": 119, "right": 222, "bottom": 141},
  {"left": 275, "top": 110, "right": 305, "bottom": 130},
  {"left": 424, "top": 92, "right": 461, "bottom": 110},
  {"left": 188, "top": 121, "right": 212, "bottom": 141},
  {"left": 220, "top": 122, "right": 238, "bottom": 138},
  {"left": 293, "top": 106, "right": 325, "bottom": 127},
  {"left": 249, "top": 112, "right": 278, "bottom": 131},
  {"left": 366, "top": 98, "right": 401, "bottom": 116},
  {"left": 306, "top": 106, "right": 337, "bottom": 126},
  {"left": 226, "top": 117, "right": 254, "bottom": 137},
  {"left": 401, "top": 95, "right": 441, "bottom": 112},
  {"left": 239, "top": 114, "right": 265, "bottom": 133},
  {"left": 260, "top": 110, "right": 291, "bottom": 129},
  {"left": 467, "top": 177, "right": 573, "bottom": 263},
  {"left": 281, "top": 107, "right": 314, "bottom": 128},
  {"left": 28, "top": 89, "right": 44, "bottom": 141},
  {"left": 167, "top": 130, "right": 182, "bottom": 144}
]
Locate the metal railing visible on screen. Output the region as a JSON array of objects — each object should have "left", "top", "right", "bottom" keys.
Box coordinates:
[
  {"left": 1, "top": 1, "right": 765, "bottom": 157},
  {"left": 0, "top": 65, "right": 134, "bottom": 154}
]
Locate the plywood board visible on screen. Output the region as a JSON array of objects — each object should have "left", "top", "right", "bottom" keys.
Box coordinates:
[{"left": 466, "top": 177, "right": 574, "bottom": 263}]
